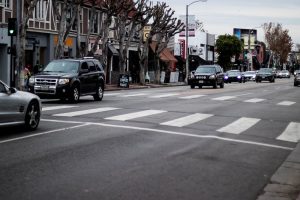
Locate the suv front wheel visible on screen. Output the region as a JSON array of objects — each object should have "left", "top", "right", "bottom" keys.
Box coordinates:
[{"left": 69, "top": 85, "right": 80, "bottom": 103}]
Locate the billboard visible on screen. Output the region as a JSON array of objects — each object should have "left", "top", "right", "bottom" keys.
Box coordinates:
[{"left": 179, "top": 15, "right": 196, "bottom": 37}]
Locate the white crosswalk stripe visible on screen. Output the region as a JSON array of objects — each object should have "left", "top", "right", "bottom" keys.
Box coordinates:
[
  {"left": 160, "top": 113, "right": 213, "bottom": 127},
  {"left": 105, "top": 93, "right": 121, "bottom": 96},
  {"left": 53, "top": 107, "right": 120, "bottom": 117},
  {"left": 121, "top": 93, "right": 147, "bottom": 97},
  {"left": 151, "top": 93, "right": 180, "bottom": 98},
  {"left": 217, "top": 117, "right": 261, "bottom": 134},
  {"left": 43, "top": 105, "right": 78, "bottom": 111},
  {"left": 179, "top": 95, "right": 206, "bottom": 99},
  {"left": 277, "top": 101, "right": 296, "bottom": 106},
  {"left": 212, "top": 96, "right": 236, "bottom": 101},
  {"left": 244, "top": 98, "right": 265, "bottom": 103},
  {"left": 276, "top": 122, "right": 300, "bottom": 142},
  {"left": 105, "top": 110, "right": 167, "bottom": 121}
]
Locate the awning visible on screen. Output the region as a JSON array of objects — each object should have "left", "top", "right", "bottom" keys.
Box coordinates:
[
  {"left": 150, "top": 42, "right": 177, "bottom": 63},
  {"left": 108, "top": 44, "right": 119, "bottom": 55}
]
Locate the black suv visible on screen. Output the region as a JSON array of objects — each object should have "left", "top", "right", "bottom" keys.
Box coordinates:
[
  {"left": 28, "top": 58, "right": 105, "bottom": 103},
  {"left": 188, "top": 64, "right": 225, "bottom": 89},
  {"left": 255, "top": 68, "right": 275, "bottom": 83}
]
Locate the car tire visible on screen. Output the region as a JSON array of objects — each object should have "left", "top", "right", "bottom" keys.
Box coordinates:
[
  {"left": 69, "top": 85, "right": 80, "bottom": 103},
  {"left": 220, "top": 81, "right": 224, "bottom": 88},
  {"left": 294, "top": 82, "right": 298, "bottom": 86},
  {"left": 213, "top": 81, "right": 217, "bottom": 89},
  {"left": 25, "top": 100, "right": 40, "bottom": 131},
  {"left": 198, "top": 85, "right": 202, "bottom": 89},
  {"left": 93, "top": 83, "right": 104, "bottom": 101},
  {"left": 190, "top": 85, "right": 195, "bottom": 89}
]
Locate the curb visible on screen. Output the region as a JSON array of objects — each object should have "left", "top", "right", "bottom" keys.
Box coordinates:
[
  {"left": 105, "top": 82, "right": 186, "bottom": 91},
  {"left": 257, "top": 143, "right": 300, "bottom": 200}
]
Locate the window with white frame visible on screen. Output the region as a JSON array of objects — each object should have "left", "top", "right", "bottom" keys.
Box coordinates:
[
  {"left": 35, "top": 0, "right": 49, "bottom": 20},
  {"left": 89, "top": 10, "right": 99, "bottom": 34},
  {"left": 2, "top": 0, "right": 10, "bottom": 8}
]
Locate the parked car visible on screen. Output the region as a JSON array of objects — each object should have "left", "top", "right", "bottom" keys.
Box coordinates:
[
  {"left": 255, "top": 68, "right": 276, "bottom": 83},
  {"left": 294, "top": 70, "right": 300, "bottom": 76},
  {"left": 28, "top": 58, "right": 105, "bottom": 103},
  {"left": 242, "top": 71, "right": 256, "bottom": 81},
  {"left": 224, "top": 70, "right": 245, "bottom": 83},
  {"left": 276, "top": 70, "right": 290, "bottom": 78},
  {"left": 294, "top": 71, "right": 300, "bottom": 86},
  {"left": 0, "top": 80, "right": 42, "bottom": 130},
  {"left": 188, "top": 64, "right": 224, "bottom": 89}
]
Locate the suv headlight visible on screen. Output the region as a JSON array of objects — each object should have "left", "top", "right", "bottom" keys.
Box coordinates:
[
  {"left": 29, "top": 77, "right": 35, "bottom": 84},
  {"left": 209, "top": 75, "right": 216, "bottom": 79},
  {"left": 58, "top": 79, "right": 70, "bottom": 85}
]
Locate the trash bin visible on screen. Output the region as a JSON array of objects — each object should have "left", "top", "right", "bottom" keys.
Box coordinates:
[{"left": 119, "top": 74, "right": 129, "bottom": 88}]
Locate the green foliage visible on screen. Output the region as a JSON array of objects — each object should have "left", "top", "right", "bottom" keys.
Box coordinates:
[{"left": 215, "top": 34, "right": 243, "bottom": 71}]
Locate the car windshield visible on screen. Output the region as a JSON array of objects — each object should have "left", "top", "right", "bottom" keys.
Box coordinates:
[
  {"left": 244, "top": 71, "right": 255, "bottom": 75},
  {"left": 43, "top": 61, "right": 79, "bottom": 73},
  {"left": 258, "top": 68, "right": 272, "bottom": 73},
  {"left": 195, "top": 67, "right": 216, "bottom": 73},
  {"left": 227, "top": 71, "right": 240, "bottom": 75}
]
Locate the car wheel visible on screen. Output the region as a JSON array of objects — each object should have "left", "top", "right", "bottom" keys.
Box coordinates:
[
  {"left": 25, "top": 100, "right": 40, "bottom": 131},
  {"left": 213, "top": 81, "right": 217, "bottom": 89},
  {"left": 294, "top": 82, "right": 298, "bottom": 86},
  {"left": 198, "top": 85, "right": 202, "bottom": 89},
  {"left": 93, "top": 83, "right": 104, "bottom": 101},
  {"left": 190, "top": 85, "right": 195, "bottom": 89},
  {"left": 220, "top": 81, "right": 224, "bottom": 88},
  {"left": 69, "top": 85, "right": 80, "bottom": 103}
]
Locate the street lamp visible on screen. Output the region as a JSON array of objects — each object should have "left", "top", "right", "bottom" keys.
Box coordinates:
[
  {"left": 247, "top": 26, "right": 261, "bottom": 71},
  {"left": 185, "top": 0, "right": 207, "bottom": 83}
]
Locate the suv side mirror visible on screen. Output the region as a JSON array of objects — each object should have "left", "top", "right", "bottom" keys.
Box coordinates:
[{"left": 9, "top": 87, "right": 16, "bottom": 94}]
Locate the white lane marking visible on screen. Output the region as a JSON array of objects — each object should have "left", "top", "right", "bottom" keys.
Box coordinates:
[
  {"left": 217, "top": 117, "right": 261, "bottom": 134},
  {"left": 105, "top": 110, "right": 167, "bottom": 121},
  {"left": 160, "top": 113, "right": 213, "bottom": 127},
  {"left": 42, "top": 105, "right": 78, "bottom": 111},
  {"left": 53, "top": 107, "right": 120, "bottom": 117},
  {"left": 179, "top": 95, "right": 206, "bottom": 99},
  {"left": 151, "top": 93, "right": 180, "bottom": 98},
  {"left": 276, "top": 122, "right": 300, "bottom": 142},
  {"left": 0, "top": 124, "right": 89, "bottom": 144},
  {"left": 36, "top": 119, "right": 293, "bottom": 150},
  {"left": 105, "top": 93, "right": 121, "bottom": 96},
  {"left": 277, "top": 101, "right": 296, "bottom": 106},
  {"left": 212, "top": 96, "right": 236, "bottom": 101},
  {"left": 235, "top": 93, "right": 253, "bottom": 97},
  {"left": 121, "top": 93, "right": 147, "bottom": 97},
  {"left": 244, "top": 98, "right": 265, "bottom": 103}
]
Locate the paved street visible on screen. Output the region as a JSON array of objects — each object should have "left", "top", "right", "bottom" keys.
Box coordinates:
[{"left": 0, "top": 78, "right": 299, "bottom": 200}]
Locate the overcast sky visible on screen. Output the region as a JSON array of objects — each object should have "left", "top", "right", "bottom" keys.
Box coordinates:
[{"left": 160, "top": 0, "right": 300, "bottom": 48}]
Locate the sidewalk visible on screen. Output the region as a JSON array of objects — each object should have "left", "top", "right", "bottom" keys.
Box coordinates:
[
  {"left": 104, "top": 82, "right": 300, "bottom": 200},
  {"left": 257, "top": 143, "right": 300, "bottom": 200}
]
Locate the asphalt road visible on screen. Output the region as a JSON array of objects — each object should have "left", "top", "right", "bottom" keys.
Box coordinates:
[{"left": 0, "top": 78, "right": 299, "bottom": 200}]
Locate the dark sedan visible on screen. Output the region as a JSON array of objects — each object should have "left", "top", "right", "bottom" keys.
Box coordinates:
[
  {"left": 255, "top": 68, "right": 275, "bottom": 83},
  {"left": 224, "top": 70, "right": 245, "bottom": 83}
]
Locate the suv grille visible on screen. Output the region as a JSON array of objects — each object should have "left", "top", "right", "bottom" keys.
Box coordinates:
[{"left": 35, "top": 78, "right": 57, "bottom": 86}]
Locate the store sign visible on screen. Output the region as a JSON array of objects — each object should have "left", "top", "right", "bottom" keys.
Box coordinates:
[{"left": 179, "top": 15, "right": 196, "bottom": 37}]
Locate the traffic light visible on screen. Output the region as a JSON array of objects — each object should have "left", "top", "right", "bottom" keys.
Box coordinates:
[{"left": 8, "top": 18, "right": 17, "bottom": 36}]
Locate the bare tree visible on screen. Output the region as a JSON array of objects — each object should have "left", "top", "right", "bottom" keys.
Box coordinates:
[
  {"left": 16, "top": 0, "right": 39, "bottom": 89},
  {"left": 263, "top": 22, "right": 293, "bottom": 68},
  {"left": 52, "top": 0, "right": 81, "bottom": 59},
  {"left": 137, "top": 2, "right": 184, "bottom": 84}
]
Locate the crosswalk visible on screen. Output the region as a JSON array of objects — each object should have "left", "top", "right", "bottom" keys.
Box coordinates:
[
  {"left": 43, "top": 105, "right": 300, "bottom": 143},
  {"left": 103, "top": 92, "right": 297, "bottom": 107}
]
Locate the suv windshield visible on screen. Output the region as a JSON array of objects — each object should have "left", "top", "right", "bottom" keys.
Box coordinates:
[
  {"left": 258, "top": 68, "right": 272, "bottom": 73},
  {"left": 43, "top": 60, "right": 79, "bottom": 73},
  {"left": 196, "top": 67, "right": 216, "bottom": 73}
]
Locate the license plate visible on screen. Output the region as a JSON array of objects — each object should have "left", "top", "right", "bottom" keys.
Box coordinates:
[
  {"left": 199, "top": 80, "right": 203, "bottom": 83},
  {"left": 40, "top": 85, "right": 49, "bottom": 90}
]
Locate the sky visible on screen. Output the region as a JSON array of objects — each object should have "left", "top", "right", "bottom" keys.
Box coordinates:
[{"left": 160, "top": 0, "right": 300, "bottom": 49}]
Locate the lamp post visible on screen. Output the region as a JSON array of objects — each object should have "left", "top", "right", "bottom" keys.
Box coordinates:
[
  {"left": 185, "top": 0, "right": 207, "bottom": 83},
  {"left": 247, "top": 26, "right": 261, "bottom": 71}
]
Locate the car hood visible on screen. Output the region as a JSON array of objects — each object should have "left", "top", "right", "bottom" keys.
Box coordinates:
[
  {"left": 14, "top": 90, "right": 41, "bottom": 101},
  {"left": 34, "top": 72, "right": 75, "bottom": 79}
]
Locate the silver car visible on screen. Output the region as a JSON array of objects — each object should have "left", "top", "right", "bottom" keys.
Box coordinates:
[{"left": 0, "top": 80, "right": 42, "bottom": 130}]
